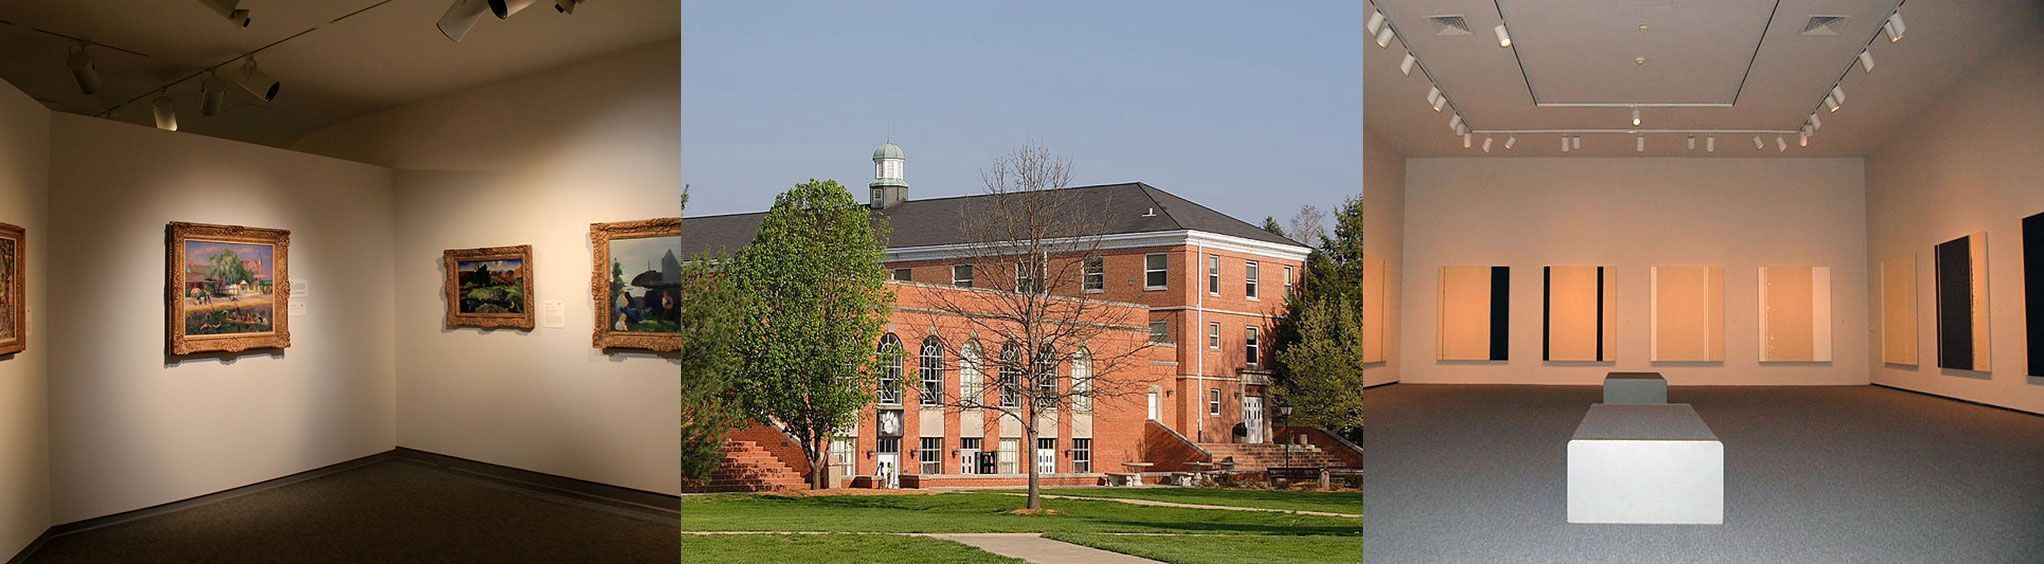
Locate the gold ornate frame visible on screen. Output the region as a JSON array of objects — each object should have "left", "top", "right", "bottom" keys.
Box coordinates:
[
  {"left": 443, "top": 245, "right": 536, "bottom": 330},
  {"left": 590, "top": 218, "right": 681, "bottom": 351},
  {"left": 167, "top": 222, "right": 291, "bottom": 355},
  {"left": 0, "top": 222, "right": 23, "bottom": 356}
]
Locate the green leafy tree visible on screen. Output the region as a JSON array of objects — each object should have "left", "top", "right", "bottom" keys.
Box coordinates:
[
  {"left": 678, "top": 186, "right": 751, "bottom": 482},
  {"left": 206, "top": 248, "right": 253, "bottom": 291},
  {"left": 1268, "top": 194, "right": 1365, "bottom": 440},
  {"left": 727, "top": 179, "right": 894, "bottom": 489}
]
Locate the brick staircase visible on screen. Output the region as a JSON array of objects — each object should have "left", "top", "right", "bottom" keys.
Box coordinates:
[
  {"left": 682, "top": 440, "right": 810, "bottom": 493},
  {"left": 1197, "top": 442, "right": 1352, "bottom": 472}
]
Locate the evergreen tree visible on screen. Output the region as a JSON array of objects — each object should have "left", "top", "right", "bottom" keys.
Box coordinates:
[{"left": 1268, "top": 194, "right": 1365, "bottom": 439}]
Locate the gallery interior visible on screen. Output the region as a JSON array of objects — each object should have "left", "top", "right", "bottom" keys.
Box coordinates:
[
  {"left": 0, "top": 2, "right": 680, "bottom": 561},
  {"left": 1362, "top": 0, "right": 2043, "bottom": 561}
]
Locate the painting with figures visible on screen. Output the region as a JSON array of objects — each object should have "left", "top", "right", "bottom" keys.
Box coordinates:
[
  {"left": 167, "top": 222, "right": 290, "bottom": 355},
  {"left": 1, "top": 222, "right": 22, "bottom": 356},
  {"left": 590, "top": 218, "right": 681, "bottom": 351}
]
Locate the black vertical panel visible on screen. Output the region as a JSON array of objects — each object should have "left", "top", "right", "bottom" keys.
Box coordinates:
[
  {"left": 1542, "top": 267, "right": 1552, "bottom": 361},
  {"left": 1936, "top": 237, "right": 1975, "bottom": 370},
  {"left": 1490, "top": 266, "right": 1510, "bottom": 361},
  {"left": 2026, "top": 212, "right": 2043, "bottom": 377},
  {"left": 1596, "top": 267, "right": 1606, "bottom": 362}
]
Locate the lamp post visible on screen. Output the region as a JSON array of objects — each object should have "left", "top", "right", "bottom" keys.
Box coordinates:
[{"left": 1279, "top": 403, "right": 1295, "bottom": 469}]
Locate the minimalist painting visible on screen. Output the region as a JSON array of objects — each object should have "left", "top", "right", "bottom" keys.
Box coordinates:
[
  {"left": 1881, "top": 256, "right": 1918, "bottom": 365},
  {"left": 1759, "top": 266, "right": 1832, "bottom": 362},
  {"left": 2025, "top": 212, "right": 2042, "bottom": 376},
  {"left": 1935, "top": 232, "right": 1990, "bottom": 371},
  {"left": 167, "top": 222, "right": 290, "bottom": 355},
  {"left": 1544, "top": 266, "right": 1613, "bottom": 362},
  {"left": 1651, "top": 266, "right": 1724, "bottom": 362},
  {"left": 591, "top": 218, "right": 681, "bottom": 351},
  {"left": 0, "top": 222, "right": 23, "bottom": 356},
  {"left": 443, "top": 245, "right": 535, "bottom": 330},
  {"left": 1363, "top": 254, "right": 1388, "bottom": 363},
  {"left": 1439, "top": 265, "right": 1508, "bottom": 361}
]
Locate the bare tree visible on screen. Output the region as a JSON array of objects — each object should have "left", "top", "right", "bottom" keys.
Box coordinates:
[
  {"left": 1288, "top": 204, "right": 1328, "bottom": 247},
  {"left": 913, "top": 144, "right": 1156, "bottom": 511}
]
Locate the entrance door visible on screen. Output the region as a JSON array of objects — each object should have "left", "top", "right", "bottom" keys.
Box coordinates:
[
  {"left": 876, "top": 438, "right": 901, "bottom": 488},
  {"left": 1035, "top": 438, "right": 1057, "bottom": 474},
  {"left": 1243, "top": 396, "right": 1266, "bottom": 444},
  {"left": 1147, "top": 391, "right": 1160, "bottom": 420}
]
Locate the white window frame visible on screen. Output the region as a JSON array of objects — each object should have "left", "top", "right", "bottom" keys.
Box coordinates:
[
  {"left": 1245, "top": 326, "right": 1260, "bottom": 367},
  {"left": 1208, "top": 322, "right": 1221, "bottom": 350},
  {"left": 1245, "top": 260, "right": 1260, "bottom": 300},
  {"left": 1209, "top": 388, "right": 1222, "bottom": 416},
  {"left": 878, "top": 334, "right": 903, "bottom": 405},
  {"left": 1071, "top": 349, "right": 1092, "bottom": 412},
  {"left": 919, "top": 437, "right": 944, "bottom": 475},
  {"left": 919, "top": 337, "right": 943, "bottom": 406},
  {"left": 998, "top": 439, "right": 1021, "bottom": 474},
  {"left": 1283, "top": 265, "right": 1295, "bottom": 297},
  {"left": 960, "top": 341, "right": 984, "bottom": 407},
  {"left": 1207, "top": 255, "right": 1221, "bottom": 295},
  {"left": 892, "top": 268, "right": 912, "bottom": 282},
  {"left": 1143, "top": 253, "right": 1168, "bottom": 290},
  {"left": 1071, "top": 438, "right": 1093, "bottom": 473},
  {"left": 1148, "top": 320, "right": 1169, "bottom": 344},
  {"left": 952, "top": 264, "right": 974, "bottom": 288},
  {"left": 1082, "top": 256, "right": 1105, "bottom": 293}
]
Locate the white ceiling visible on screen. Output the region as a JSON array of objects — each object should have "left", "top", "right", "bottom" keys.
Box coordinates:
[
  {"left": 0, "top": 0, "right": 677, "bottom": 148},
  {"left": 1366, "top": 0, "right": 2040, "bottom": 157}
]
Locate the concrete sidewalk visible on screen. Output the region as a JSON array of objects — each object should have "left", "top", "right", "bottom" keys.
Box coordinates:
[
  {"left": 920, "top": 533, "right": 1161, "bottom": 564},
  {"left": 992, "top": 492, "right": 1363, "bottom": 519}
]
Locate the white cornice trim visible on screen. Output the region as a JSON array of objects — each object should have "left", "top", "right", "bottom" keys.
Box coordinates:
[{"left": 884, "top": 230, "right": 1311, "bottom": 264}]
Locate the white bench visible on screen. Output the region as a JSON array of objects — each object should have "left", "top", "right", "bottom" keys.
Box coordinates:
[
  {"left": 1567, "top": 403, "right": 1723, "bottom": 524},
  {"left": 1603, "top": 372, "right": 1668, "bottom": 404}
]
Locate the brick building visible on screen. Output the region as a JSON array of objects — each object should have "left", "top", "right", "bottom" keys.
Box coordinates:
[{"left": 684, "top": 143, "right": 1359, "bottom": 491}]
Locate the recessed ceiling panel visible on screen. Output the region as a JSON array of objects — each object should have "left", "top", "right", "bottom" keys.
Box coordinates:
[{"left": 1502, "top": 0, "right": 1778, "bottom": 104}]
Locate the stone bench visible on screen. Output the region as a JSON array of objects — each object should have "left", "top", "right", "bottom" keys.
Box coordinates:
[
  {"left": 1104, "top": 472, "right": 1144, "bottom": 487},
  {"left": 1567, "top": 403, "right": 1723, "bottom": 524},
  {"left": 1603, "top": 372, "right": 1668, "bottom": 404}
]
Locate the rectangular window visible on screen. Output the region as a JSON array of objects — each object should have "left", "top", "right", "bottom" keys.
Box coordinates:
[
  {"left": 1144, "top": 254, "right": 1168, "bottom": 289},
  {"left": 1284, "top": 266, "right": 1295, "bottom": 297},
  {"left": 960, "top": 437, "right": 983, "bottom": 474},
  {"left": 1036, "top": 438, "right": 1057, "bottom": 474},
  {"left": 1083, "top": 257, "right": 1105, "bottom": 292},
  {"left": 1148, "top": 320, "right": 1169, "bottom": 344},
  {"left": 919, "top": 437, "right": 943, "bottom": 475},
  {"left": 1246, "top": 326, "right": 1261, "bottom": 366},
  {"left": 999, "top": 439, "right": 1021, "bottom": 474},
  {"left": 952, "top": 264, "right": 974, "bottom": 287},
  {"left": 999, "top": 360, "right": 1020, "bottom": 408},
  {"left": 1072, "top": 439, "right": 1092, "bottom": 473},
  {"left": 1015, "top": 264, "right": 1035, "bottom": 294},
  {"left": 892, "top": 268, "right": 912, "bottom": 282},
  {"left": 1209, "top": 389, "right": 1222, "bottom": 416},
  {"left": 1245, "top": 260, "right": 1260, "bottom": 299},
  {"left": 830, "top": 439, "right": 855, "bottom": 479},
  {"left": 919, "top": 341, "right": 942, "bottom": 406},
  {"left": 1209, "top": 322, "right": 1221, "bottom": 350},
  {"left": 1208, "top": 255, "right": 1221, "bottom": 295}
]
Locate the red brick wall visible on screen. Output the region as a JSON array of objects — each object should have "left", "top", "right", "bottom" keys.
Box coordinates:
[
  {"left": 1275, "top": 426, "right": 1363, "bottom": 469},
  {"left": 1141, "top": 419, "right": 1214, "bottom": 472},
  {"left": 729, "top": 423, "right": 814, "bottom": 479}
]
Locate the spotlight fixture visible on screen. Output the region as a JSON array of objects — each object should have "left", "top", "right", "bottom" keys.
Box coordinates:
[
  {"left": 1401, "top": 54, "right": 1418, "bottom": 76},
  {"left": 151, "top": 93, "right": 177, "bottom": 131},
  {"left": 1777, "top": 136, "right": 1789, "bottom": 152},
  {"left": 1448, "top": 113, "right": 1463, "bottom": 132},
  {"left": 1463, "top": 133, "right": 1473, "bottom": 149},
  {"left": 555, "top": 0, "right": 582, "bottom": 13},
  {"left": 200, "top": 73, "right": 226, "bottom": 116},
  {"left": 1504, "top": 136, "right": 1516, "bottom": 150},
  {"left": 1706, "top": 136, "right": 1716, "bottom": 153},
  {"left": 197, "top": 0, "right": 251, "bottom": 27},
  {"left": 1631, "top": 108, "right": 1642, "bottom": 127},
  {"left": 1376, "top": 27, "right": 1396, "bottom": 49},
  {"left": 1572, "top": 136, "right": 1582, "bottom": 150},
  {"left": 438, "top": 0, "right": 490, "bottom": 42},
  {"left": 1824, "top": 95, "right": 1841, "bottom": 113},
  {"left": 237, "top": 57, "right": 280, "bottom": 102},
  {"left": 1884, "top": 12, "right": 1906, "bottom": 43},
  {"left": 1687, "top": 136, "right": 1697, "bottom": 151},
  {"left": 1426, "top": 86, "right": 1441, "bottom": 108},
  {"left": 1561, "top": 136, "right": 1570, "bottom": 153},
  {"left": 66, "top": 46, "right": 100, "bottom": 95},
  {"left": 1858, "top": 50, "right": 1875, "bottom": 73},
  {"left": 1367, "top": 11, "right": 1386, "bottom": 35},
  {"left": 1799, "top": 132, "right": 1809, "bottom": 147},
  {"left": 1483, "top": 137, "right": 1494, "bottom": 153},
  {"left": 1636, "top": 136, "right": 1645, "bottom": 153},
  {"left": 489, "top": 0, "right": 537, "bottom": 18},
  {"left": 1831, "top": 86, "right": 1847, "bottom": 106},
  {"left": 1809, "top": 113, "right": 1822, "bottom": 130},
  {"left": 1754, "top": 136, "right": 1765, "bottom": 150},
  {"left": 1493, "top": 24, "right": 1512, "bottom": 48}
]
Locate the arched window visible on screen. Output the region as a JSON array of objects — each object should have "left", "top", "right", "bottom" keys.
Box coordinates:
[
  {"left": 998, "top": 342, "right": 1021, "bottom": 408},
  {"left": 919, "top": 336, "right": 943, "bottom": 406},
  {"left": 877, "top": 334, "right": 903, "bottom": 405},
  {"left": 1071, "top": 348, "right": 1093, "bottom": 412},
  {"left": 1035, "top": 344, "right": 1058, "bottom": 404},
  {"left": 960, "top": 341, "right": 985, "bottom": 407}
]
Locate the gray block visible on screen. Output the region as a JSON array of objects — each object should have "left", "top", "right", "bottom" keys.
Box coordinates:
[
  {"left": 1604, "top": 372, "right": 1667, "bottom": 404},
  {"left": 1569, "top": 404, "right": 1723, "bottom": 524}
]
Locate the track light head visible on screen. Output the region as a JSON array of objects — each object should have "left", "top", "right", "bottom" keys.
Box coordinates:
[
  {"left": 1462, "top": 133, "right": 1472, "bottom": 149},
  {"left": 66, "top": 47, "right": 100, "bottom": 95},
  {"left": 1504, "top": 136, "right": 1516, "bottom": 150},
  {"left": 1687, "top": 136, "right": 1697, "bottom": 151},
  {"left": 1799, "top": 132, "right": 1809, "bottom": 148},
  {"left": 1706, "top": 136, "right": 1716, "bottom": 153},
  {"left": 1375, "top": 27, "right": 1396, "bottom": 49},
  {"left": 1809, "top": 113, "right": 1822, "bottom": 130},
  {"left": 1858, "top": 50, "right": 1875, "bottom": 73},
  {"left": 489, "top": 0, "right": 536, "bottom": 18},
  {"left": 1367, "top": 11, "right": 1386, "bottom": 35},
  {"left": 1824, "top": 95, "right": 1841, "bottom": 113},
  {"left": 1448, "top": 113, "right": 1463, "bottom": 132},
  {"left": 1572, "top": 136, "right": 1581, "bottom": 150},
  {"left": 197, "top": 0, "right": 251, "bottom": 27},
  {"left": 1631, "top": 108, "right": 1642, "bottom": 127},
  {"left": 438, "top": 0, "right": 490, "bottom": 42},
  {"left": 1561, "top": 136, "right": 1570, "bottom": 153},
  {"left": 1493, "top": 24, "right": 1512, "bottom": 48},
  {"left": 1754, "top": 136, "right": 1765, "bottom": 150},
  {"left": 1401, "top": 54, "right": 1417, "bottom": 76},
  {"left": 555, "top": 0, "right": 581, "bottom": 14},
  {"left": 237, "top": 58, "right": 279, "bottom": 102},
  {"left": 1636, "top": 136, "right": 1645, "bottom": 153},
  {"left": 200, "top": 74, "right": 226, "bottom": 117},
  {"left": 1482, "top": 136, "right": 1493, "bottom": 153},
  {"left": 1777, "top": 136, "right": 1788, "bottom": 152},
  {"left": 1831, "top": 86, "right": 1846, "bottom": 105},
  {"left": 1885, "top": 12, "right": 1906, "bottom": 43},
  {"left": 152, "top": 93, "right": 178, "bottom": 132}
]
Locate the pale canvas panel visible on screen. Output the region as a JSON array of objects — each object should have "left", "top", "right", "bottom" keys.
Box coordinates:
[
  {"left": 1546, "top": 266, "right": 1609, "bottom": 362},
  {"left": 1652, "top": 266, "right": 1725, "bottom": 362},
  {"left": 1880, "top": 256, "right": 1918, "bottom": 365},
  {"left": 1759, "top": 266, "right": 1831, "bottom": 362},
  {"left": 1439, "top": 266, "right": 1495, "bottom": 361},
  {"left": 1363, "top": 254, "right": 1388, "bottom": 363},
  {"left": 1969, "top": 234, "right": 1991, "bottom": 370}
]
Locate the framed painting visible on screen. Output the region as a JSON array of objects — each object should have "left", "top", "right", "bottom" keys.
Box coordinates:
[
  {"left": 0, "top": 222, "right": 23, "bottom": 356},
  {"left": 167, "top": 222, "right": 290, "bottom": 355},
  {"left": 443, "top": 245, "right": 536, "bottom": 330},
  {"left": 591, "top": 218, "right": 681, "bottom": 351}
]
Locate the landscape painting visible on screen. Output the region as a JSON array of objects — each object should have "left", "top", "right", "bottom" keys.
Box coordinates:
[
  {"left": 167, "top": 222, "right": 290, "bottom": 355},
  {"left": 590, "top": 218, "right": 681, "bottom": 351},
  {"left": 443, "top": 245, "right": 535, "bottom": 330},
  {"left": 1, "top": 222, "right": 23, "bottom": 356}
]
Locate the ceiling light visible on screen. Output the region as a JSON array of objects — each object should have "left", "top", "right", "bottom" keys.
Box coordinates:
[
  {"left": 1561, "top": 136, "right": 1570, "bottom": 153},
  {"left": 1426, "top": 86, "right": 1441, "bottom": 107},
  {"left": 1799, "top": 132, "right": 1809, "bottom": 147},
  {"left": 1809, "top": 113, "right": 1822, "bottom": 130},
  {"left": 1831, "top": 86, "right": 1847, "bottom": 105},
  {"left": 1802, "top": 124, "right": 1815, "bottom": 138},
  {"left": 1367, "top": 11, "right": 1386, "bottom": 35},
  {"left": 152, "top": 93, "right": 177, "bottom": 131},
  {"left": 1824, "top": 95, "right": 1841, "bottom": 112},
  {"left": 1631, "top": 108, "right": 1642, "bottom": 127},
  {"left": 1463, "top": 133, "right": 1472, "bottom": 149},
  {"left": 1493, "top": 24, "right": 1512, "bottom": 48},
  {"left": 1777, "top": 136, "right": 1789, "bottom": 152},
  {"left": 489, "top": 0, "right": 536, "bottom": 18},
  {"left": 1376, "top": 27, "right": 1396, "bottom": 49},
  {"left": 1885, "top": 12, "right": 1906, "bottom": 43},
  {"left": 554, "top": 0, "right": 581, "bottom": 13},
  {"left": 1636, "top": 136, "right": 1645, "bottom": 153},
  {"left": 66, "top": 46, "right": 100, "bottom": 95},
  {"left": 1401, "top": 54, "right": 1418, "bottom": 76},
  {"left": 1448, "top": 113, "right": 1463, "bottom": 132},
  {"left": 200, "top": 73, "right": 226, "bottom": 116},
  {"left": 437, "top": 0, "right": 490, "bottom": 42},
  {"left": 1858, "top": 50, "right": 1875, "bottom": 73},
  {"left": 1572, "top": 136, "right": 1582, "bottom": 150},
  {"left": 1504, "top": 136, "right": 1516, "bottom": 150},
  {"left": 1706, "top": 136, "right": 1716, "bottom": 153},
  {"left": 1754, "top": 136, "right": 1765, "bottom": 150},
  {"left": 1483, "top": 136, "right": 1494, "bottom": 153},
  {"left": 237, "top": 58, "right": 279, "bottom": 102},
  {"left": 1687, "top": 136, "right": 1697, "bottom": 150},
  {"left": 196, "top": 0, "right": 251, "bottom": 27}
]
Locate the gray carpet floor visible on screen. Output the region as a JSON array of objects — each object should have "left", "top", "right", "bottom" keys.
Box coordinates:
[
  {"left": 1363, "top": 384, "right": 2044, "bottom": 563},
  {"left": 27, "top": 460, "right": 678, "bottom": 563}
]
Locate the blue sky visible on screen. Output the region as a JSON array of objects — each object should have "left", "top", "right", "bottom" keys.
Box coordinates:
[{"left": 681, "top": 1, "right": 1361, "bottom": 230}]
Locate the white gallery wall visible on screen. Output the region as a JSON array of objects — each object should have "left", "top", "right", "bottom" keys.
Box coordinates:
[
  {"left": 1400, "top": 157, "right": 1868, "bottom": 385},
  {"left": 1363, "top": 129, "right": 1404, "bottom": 387},
  {"left": 1866, "top": 24, "right": 2044, "bottom": 415},
  {"left": 293, "top": 38, "right": 681, "bottom": 495},
  {"left": 44, "top": 114, "right": 398, "bottom": 523},
  {"left": 0, "top": 74, "right": 51, "bottom": 561}
]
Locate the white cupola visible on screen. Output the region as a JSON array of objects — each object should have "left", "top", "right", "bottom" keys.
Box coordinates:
[{"left": 870, "top": 141, "right": 907, "bottom": 209}]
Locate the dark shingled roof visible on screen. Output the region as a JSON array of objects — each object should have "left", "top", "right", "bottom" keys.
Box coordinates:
[{"left": 679, "top": 182, "right": 1305, "bottom": 258}]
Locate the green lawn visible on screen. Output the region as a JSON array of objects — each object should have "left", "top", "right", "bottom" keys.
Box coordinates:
[
  {"left": 1046, "top": 533, "right": 1362, "bottom": 564},
  {"left": 1013, "top": 487, "right": 1362, "bottom": 515},
  {"left": 683, "top": 534, "right": 1021, "bottom": 563},
  {"left": 682, "top": 492, "right": 1359, "bottom": 536}
]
